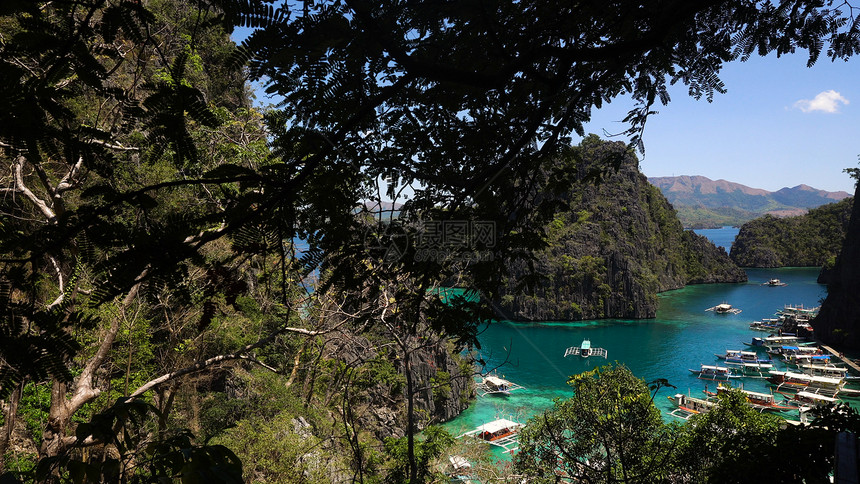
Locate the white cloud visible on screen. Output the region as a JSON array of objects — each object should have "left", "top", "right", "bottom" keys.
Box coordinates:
[{"left": 794, "top": 90, "right": 849, "bottom": 113}]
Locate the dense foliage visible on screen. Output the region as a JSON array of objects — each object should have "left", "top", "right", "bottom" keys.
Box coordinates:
[
  {"left": 2, "top": 0, "right": 860, "bottom": 482},
  {"left": 497, "top": 136, "right": 746, "bottom": 321},
  {"left": 730, "top": 197, "right": 853, "bottom": 267}
]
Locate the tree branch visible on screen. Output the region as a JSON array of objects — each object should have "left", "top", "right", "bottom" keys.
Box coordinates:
[{"left": 14, "top": 156, "right": 56, "bottom": 223}]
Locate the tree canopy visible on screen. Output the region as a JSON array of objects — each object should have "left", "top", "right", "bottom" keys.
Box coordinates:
[{"left": 2, "top": 0, "right": 860, "bottom": 481}]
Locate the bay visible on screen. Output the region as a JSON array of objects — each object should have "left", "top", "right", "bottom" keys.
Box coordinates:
[
  {"left": 692, "top": 225, "right": 740, "bottom": 251},
  {"left": 444, "top": 267, "right": 830, "bottom": 451}
]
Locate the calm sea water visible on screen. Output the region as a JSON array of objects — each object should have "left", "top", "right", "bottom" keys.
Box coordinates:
[
  {"left": 693, "top": 226, "right": 740, "bottom": 251},
  {"left": 444, "top": 262, "right": 829, "bottom": 453}
]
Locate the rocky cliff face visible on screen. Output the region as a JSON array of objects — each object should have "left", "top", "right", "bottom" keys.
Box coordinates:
[
  {"left": 813, "top": 189, "right": 860, "bottom": 350},
  {"left": 326, "top": 330, "right": 472, "bottom": 441},
  {"left": 495, "top": 136, "right": 746, "bottom": 321}
]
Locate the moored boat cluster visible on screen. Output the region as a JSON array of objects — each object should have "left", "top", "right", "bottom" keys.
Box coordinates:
[{"left": 675, "top": 302, "right": 859, "bottom": 421}]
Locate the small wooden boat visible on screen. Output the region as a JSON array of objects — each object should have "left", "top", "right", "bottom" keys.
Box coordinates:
[
  {"left": 767, "top": 345, "right": 823, "bottom": 357},
  {"left": 668, "top": 392, "right": 717, "bottom": 420},
  {"left": 706, "top": 302, "right": 742, "bottom": 314},
  {"left": 563, "top": 339, "right": 608, "bottom": 358},
  {"left": 715, "top": 349, "right": 772, "bottom": 364},
  {"left": 762, "top": 278, "right": 787, "bottom": 287},
  {"left": 689, "top": 364, "right": 740, "bottom": 381},
  {"left": 477, "top": 374, "right": 524, "bottom": 397},
  {"left": 704, "top": 383, "right": 795, "bottom": 412},
  {"left": 458, "top": 418, "right": 523, "bottom": 453},
  {"left": 739, "top": 362, "right": 775, "bottom": 378},
  {"left": 778, "top": 304, "right": 820, "bottom": 319},
  {"left": 767, "top": 371, "right": 844, "bottom": 392},
  {"left": 796, "top": 364, "right": 850, "bottom": 379},
  {"left": 749, "top": 319, "right": 782, "bottom": 332},
  {"left": 793, "top": 390, "right": 839, "bottom": 407}
]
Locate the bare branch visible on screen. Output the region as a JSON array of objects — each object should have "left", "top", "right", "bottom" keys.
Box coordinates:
[
  {"left": 13, "top": 156, "right": 56, "bottom": 223},
  {"left": 45, "top": 255, "right": 65, "bottom": 310}
]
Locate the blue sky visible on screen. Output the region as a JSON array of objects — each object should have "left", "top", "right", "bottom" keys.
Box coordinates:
[{"left": 581, "top": 53, "right": 860, "bottom": 193}]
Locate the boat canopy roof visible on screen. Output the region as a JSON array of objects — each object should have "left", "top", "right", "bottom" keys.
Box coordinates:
[
  {"left": 476, "top": 419, "right": 520, "bottom": 434},
  {"left": 800, "top": 364, "right": 847, "bottom": 372},
  {"left": 783, "top": 371, "right": 842, "bottom": 385},
  {"left": 581, "top": 339, "right": 591, "bottom": 350},
  {"left": 743, "top": 389, "right": 774, "bottom": 400},
  {"left": 484, "top": 376, "right": 509, "bottom": 386},
  {"left": 797, "top": 391, "right": 838, "bottom": 402}
]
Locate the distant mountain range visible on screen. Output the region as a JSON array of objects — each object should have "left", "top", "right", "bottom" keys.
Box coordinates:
[{"left": 648, "top": 175, "right": 852, "bottom": 228}]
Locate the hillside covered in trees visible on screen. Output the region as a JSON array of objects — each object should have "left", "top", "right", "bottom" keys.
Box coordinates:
[
  {"left": 649, "top": 176, "right": 851, "bottom": 228},
  {"left": 729, "top": 198, "right": 853, "bottom": 268},
  {"left": 648, "top": 176, "right": 851, "bottom": 229},
  {"left": 496, "top": 136, "right": 746, "bottom": 321}
]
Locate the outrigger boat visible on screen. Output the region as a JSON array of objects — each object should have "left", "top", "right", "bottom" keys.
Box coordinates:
[
  {"left": 796, "top": 364, "right": 859, "bottom": 381},
  {"left": 689, "top": 364, "right": 740, "bottom": 381},
  {"left": 749, "top": 319, "right": 783, "bottom": 332},
  {"left": 797, "top": 363, "right": 849, "bottom": 376},
  {"left": 744, "top": 335, "right": 807, "bottom": 348},
  {"left": 704, "top": 383, "right": 795, "bottom": 412},
  {"left": 762, "top": 278, "right": 787, "bottom": 287},
  {"left": 738, "top": 361, "right": 775, "bottom": 378},
  {"left": 792, "top": 390, "right": 839, "bottom": 408},
  {"left": 563, "top": 339, "right": 608, "bottom": 359},
  {"left": 778, "top": 304, "right": 820, "bottom": 320},
  {"left": 457, "top": 418, "right": 522, "bottom": 454},
  {"left": 668, "top": 392, "right": 717, "bottom": 420},
  {"left": 706, "top": 303, "right": 742, "bottom": 315},
  {"left": 785, "top": 354, "right": 832, "bottom": 366},
  {"left": 767, "top": 371, "right": 846, "bottom": 395},
  {"left": 715, "top": 349, "right": 772, "bottom": 364},
  {"left": 477, "top": 374, "right": 524, "bottom": 397},
  {"left": 767, "top": 345, "right": 823, "bottom": 357}
]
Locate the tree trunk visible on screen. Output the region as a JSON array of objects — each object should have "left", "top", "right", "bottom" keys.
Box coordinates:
[
  {"left": 404, "top": 350, "right": 417, "bottom": 483},
  {"left": 0, "top": 382, "right": 23, "bottom": 471},
  {"left": 40, "top": 380, "right": 71, "bottom": 458},
  {"left": 815, "top": 185, "right": 860, "bottom": 349}
]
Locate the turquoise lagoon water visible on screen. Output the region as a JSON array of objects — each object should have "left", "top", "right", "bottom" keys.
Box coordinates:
[{"left": 444, "top": 266, "right": 829, "bottom": 446}]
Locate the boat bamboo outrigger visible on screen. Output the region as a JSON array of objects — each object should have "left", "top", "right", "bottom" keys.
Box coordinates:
[
  {"left": 564, "top": 339, "right": 608, "bottom": 358},
  {"left": 706, "top": 303, "right": 742, "bottom": 315},
  {"left": 476, "top": 374, "right": 524, "bottom": 397},
  {"left": 796, "top": 364, "right": 853, "bottom": 380},
  {"left": 715, "top": 349, "right": 772, "bottom": 364},
  {"left": 738, "top": 361, "right": 775, "bottom": 378},
  {"left": 704, "top": 383, "right": 795, "bottom": 412},
  {"left": 767, "top": 371, "right": 849, "bottom": 397},
  {"left": 793, "top": 391, "right": 839, "bottom": 408},
  {"left": 457, "top": 418, "right": 523, "bottom": 454},
  {"left": 668, "top": 392, "right": 717, "bottom": 420},
  {"left": 689, "top": 364, "right": 740, "bottom": 381}
]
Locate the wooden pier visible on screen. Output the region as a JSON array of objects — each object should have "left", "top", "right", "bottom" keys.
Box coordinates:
[{"left": 819, "top": 343, "right": 860, "bottom": 374}]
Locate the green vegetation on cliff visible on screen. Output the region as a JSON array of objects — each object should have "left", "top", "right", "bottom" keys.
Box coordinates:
[
  {"left": 730, "top": 198, "right": 853, "bottom": 268},
  {"left": 496, "top": 136, "right": 746, "bottom": 321}
]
